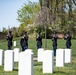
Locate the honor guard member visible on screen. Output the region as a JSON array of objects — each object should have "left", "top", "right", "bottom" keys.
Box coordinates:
[
  {"left": 24, "top": 31, "right": 28, "bottom": 48},
  {"left": 52, "top": 32, "right": 58, "bottom": 56},
  {"left": 6, "top": 31, "right": 13, "bottom": 50},
  {"left": 64, "top": 32, "right": 72, "bottom": 49},
  {"left": 20, "top": 31, "right": 28, "bottom": 51},
  {"left": 36, "top": 32, "right": 42, "bottom": 49}
]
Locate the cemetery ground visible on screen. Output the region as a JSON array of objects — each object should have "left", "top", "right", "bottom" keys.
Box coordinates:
[{"left": 0, "top": 38, "right": 76, "bottom": 75}]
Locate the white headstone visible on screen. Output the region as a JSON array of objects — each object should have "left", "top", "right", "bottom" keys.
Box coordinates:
[
  {"left": 0, "top": 49, "right": 4, "bottom": 66},
  {"left": 65, "top": 49, "right": 71, "bottom": 63},
  {"left": 25, "top": 49, "right": 33, "bottom": 52},
  {"left": 13, "top": 48, "right": 20, "bottom": 62},
  {"left": 43, "top": 50, "right": 54, "bottom": 73},
  {"left": 13, "top": 41, "right": 16, "bottom": 46},
  {"left": 4, "top": 50, "right": 14, "bottom": 71},
  {"left": 18, "top": 51, "right": 34, "bottom": 75},
  {"left": 38, "top": 48, "right": 44, "bottom": 62},
  {"left": 56, "top": 49, "right": 65, "bottom": 67}
]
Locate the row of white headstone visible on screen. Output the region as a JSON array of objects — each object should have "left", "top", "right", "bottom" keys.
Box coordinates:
[
  {"left": 38, "top": 48, "right": 72, "bottom": 73},
  {"left": 0, "top": 48, "right": 71, "bottom": 75},
  {"left": 0, "top": 48, "right": 20, "bottom": 71},
  {"left": 0, "top": 48, "right": 34, "bottom": 75}
]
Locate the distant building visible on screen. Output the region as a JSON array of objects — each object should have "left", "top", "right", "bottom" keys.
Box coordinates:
[
  {"left": 57, "top": 32, "right": 64, "bottom": 39},
  {"left": 50, "top": 32, "right": 64, "bottom": 39}
]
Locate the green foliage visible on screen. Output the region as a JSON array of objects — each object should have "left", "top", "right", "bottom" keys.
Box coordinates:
[
  {"left": 2, "top": 27, "right": 7, "bottom": 33},
  {"left": 16, "top": 0, "right": 76, "bottom": 38},
  {"left": 38, "top": 0, "right": 76, "bottom": 37},
  {"left": 17, "top": 1, "right": 40, "bottom": 36},
  {"left": 11, "top": 27, "right": 19, "bottom": 37},
  {"left": 18, "top": 23, "right": 25, "bottom": 36},
  {"left": 17, "top": 1, "right": 40, "bottom": 25}
]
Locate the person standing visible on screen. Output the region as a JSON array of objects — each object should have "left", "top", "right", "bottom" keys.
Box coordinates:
[
  {"left": 20, "top": 31, "right": 28, "bottom": 51},
  {"left": 36, "top": 32, "right": 42, "bottom": 49},
  {"left": 24, "top": 32, "right": 28, "bottom": 49},
  {"left": 52, "top": 32, "right": 58, "bottom": 56},
  {"left": 6, "top": 31, "right": 13, "bottom": 50},
  {"left": 64, "top": 32, "right": 72, "bottom": 49}
]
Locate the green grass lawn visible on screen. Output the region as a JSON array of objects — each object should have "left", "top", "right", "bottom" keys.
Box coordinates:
[{"left": 0, "top": 38, "right": 76, "bottom": 75}]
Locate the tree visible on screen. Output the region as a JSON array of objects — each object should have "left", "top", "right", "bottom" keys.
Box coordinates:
[
  {"left": 2, "top": 27, "right": 7, "bottom": 33},
  {"left": 17, "top": 1, "right": 40, "bottom": 26},
  {"left": 11, "top": 27, "right": 19, "bottom": 37},
  {"left": 73, "top": 0, "right": 76, "bottom": 5},
  {"left": 38, "top": 0, "right": 76, "bottom": 34},
  {"left": 17, "top": 0, "right": 76, "bottom": 38},
  {"left": 17, "top": 1, "right": 40, "bottom": 35}
]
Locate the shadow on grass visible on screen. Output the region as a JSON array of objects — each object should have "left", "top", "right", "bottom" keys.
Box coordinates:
[
  {"left": 13, "top": 69, "right": 18, "bottom": 71},
  {"left": 53, "top": 70, "right": 69, "bottom": 75}
]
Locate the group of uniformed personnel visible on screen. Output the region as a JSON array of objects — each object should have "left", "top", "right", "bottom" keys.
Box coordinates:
[
  {"left": 52, "top": 31, "right": 72, "bottom": 56},
  {"left": 6, "top": 31, "right": 42, "bottom": 51},
  {"left": 6, "top": 31, "right": 72, "bottom": 56}
]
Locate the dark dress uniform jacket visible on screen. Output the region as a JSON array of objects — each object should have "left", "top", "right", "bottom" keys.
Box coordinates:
[
  {"left": 65, "top": 35, "right": 72, "bottom": 46},
  {"left": 20, "top": 35, "right": 28, "bottom": 47},
  {"left": 24, "top": 35, "right": 28, "bottom": 48},
  {"left": 52, "top": 35, "right": 58, "bottom": 46},
  {"left": 36, "top": 35, "right": 42, "bottom": 47},
  {"left": 7, "top": 34, "right": 13, "bottom": 46},
  {"left": 20, "top": 37, "right": 26, "bottom": 47}
]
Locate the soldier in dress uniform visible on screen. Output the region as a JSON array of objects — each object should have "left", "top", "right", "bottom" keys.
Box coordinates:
[
  {"left": 6, "top": 31, "right": 13, "bottom": 50},
  {"left": 20, "top": 31, "right": 28, "bottom": 51},
  {"left": 36, "top": 32, "right": 42, "bottom": 49},
  {"left": 52, "top": 32, "right": 58, "bottom": 56},
  {"left": 64, "top": 32, "right": 72, "bottom": 49}
]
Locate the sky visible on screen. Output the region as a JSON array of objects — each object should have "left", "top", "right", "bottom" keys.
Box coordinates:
[{"left": 0, "top": 0, "right": 39, "bottom": 31}]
